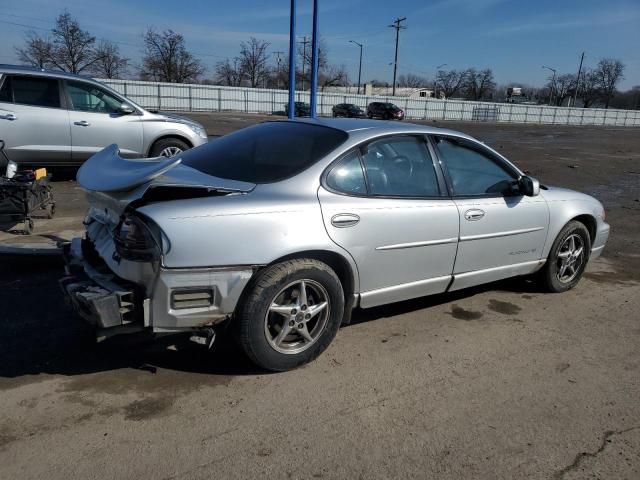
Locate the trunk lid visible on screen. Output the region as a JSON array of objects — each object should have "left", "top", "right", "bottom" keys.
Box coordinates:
[{"left": 77, "top": 144, "right": 255, "bottom": 224}]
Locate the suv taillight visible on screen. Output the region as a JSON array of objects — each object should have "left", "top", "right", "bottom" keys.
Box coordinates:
[{"left": 114, "top": 212, "right": 162, "bottom": 262}]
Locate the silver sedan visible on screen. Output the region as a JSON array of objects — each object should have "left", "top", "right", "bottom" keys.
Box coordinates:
[{"left": 61, "top": 119, "right": 609, "bottom": 371}]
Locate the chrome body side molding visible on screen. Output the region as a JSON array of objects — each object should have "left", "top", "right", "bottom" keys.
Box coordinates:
[
  {"left": 375, "top": 237, "right": 458, "bottom": 251},
  {"left": 459, "top": 226, "right": 545, "bottom": 242}
]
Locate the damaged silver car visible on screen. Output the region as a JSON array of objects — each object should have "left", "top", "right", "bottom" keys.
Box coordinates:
[{"left": 61, "top": 119, "right": 609, "bottom": 371}]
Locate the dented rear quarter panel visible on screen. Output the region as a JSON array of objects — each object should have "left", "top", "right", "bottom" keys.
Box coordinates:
[{"left": 137, "top": 184, "right": 358, "bottom": 280}]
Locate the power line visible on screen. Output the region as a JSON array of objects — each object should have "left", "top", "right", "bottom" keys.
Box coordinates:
[{"left": 388, "top": 17, "right": 406, "bottom": 96}]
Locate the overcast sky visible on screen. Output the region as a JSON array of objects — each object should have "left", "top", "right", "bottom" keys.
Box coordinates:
[{"left": 0, "top": 0, "right": 638, "bottom": 89}]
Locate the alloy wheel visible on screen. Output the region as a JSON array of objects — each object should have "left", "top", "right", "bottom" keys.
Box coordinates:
[
  {"left": 556, "top": 233, "right": 585, "bottom": 283},
  {"left": 264, "top": 279, "right": 330, "bottom": 355},
  {"left": 159, "top": 146, "right": 183, "bottom": 157}
]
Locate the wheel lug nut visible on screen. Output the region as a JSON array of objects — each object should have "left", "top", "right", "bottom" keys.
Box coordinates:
[
  {"left": 305, "top": 314, "right": 311, "bottom": 319},
  {"left": 298, "top": 323, "right": 304, "bottom": 329},
  {"left": 301, "top": 305, "right": 307, "bottom": 311},
  {"left": 289, "top": 320, "right": 295, "bottom": 326},
  {"left": 291, "top": 309, "right": 297, "bottom": 314}
]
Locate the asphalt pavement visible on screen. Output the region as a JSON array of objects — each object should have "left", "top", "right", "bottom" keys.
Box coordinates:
[{"left": 1, "top": 114, "right": 638, "bottom": 479}]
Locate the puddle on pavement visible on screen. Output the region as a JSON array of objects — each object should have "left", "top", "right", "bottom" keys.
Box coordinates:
[
  {"left": 448, "top": 304, "right": 483, "bottom": 321},
  {"left": 122, "top": 396, "right": 175, "bottom": 421},
  {"left": 488, "top": 299, "right": 522, "bottom": 315}
]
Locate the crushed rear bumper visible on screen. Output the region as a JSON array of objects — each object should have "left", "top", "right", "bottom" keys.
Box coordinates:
[{"left": 59, "top": 238, "right": 145, "bottom": 331}]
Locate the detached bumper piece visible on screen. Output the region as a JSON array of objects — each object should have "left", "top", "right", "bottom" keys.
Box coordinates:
[{"left": 60, "top": 239, "right": 143, "bottom": 331}]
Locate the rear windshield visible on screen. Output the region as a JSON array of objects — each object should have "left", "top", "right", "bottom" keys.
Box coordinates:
[{"left": 181, "top": 122, "right": 348, "bottom": 183}]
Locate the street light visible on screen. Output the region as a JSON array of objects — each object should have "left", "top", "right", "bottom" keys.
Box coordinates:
[
  {"left": 349, "top": 40, "right": 363, "bottom": 95},
  {"left": 434, "top": 63, "right": 447, "bottom": 99},
  {"left": 542, "top": 65, "right": 557, "bottom": 106}
]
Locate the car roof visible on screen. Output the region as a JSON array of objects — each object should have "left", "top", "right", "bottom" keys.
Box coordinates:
[
  {"left": 290, "top": 117, "right": 475, "bottom": 140},
  {"left": 0, "top": 64, "right": 98, "bottom": 83}
]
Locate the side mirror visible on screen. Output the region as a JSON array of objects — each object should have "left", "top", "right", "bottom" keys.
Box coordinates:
[
  {"left": 519, "top": 175, "right": 540, "bottom": 197},
  {"left": 119, "top": 103, "right": 135, "bottom": 114}
]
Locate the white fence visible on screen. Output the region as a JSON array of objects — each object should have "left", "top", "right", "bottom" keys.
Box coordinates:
[{"left": 101, "top": 79, "right": 640, "bottom": 127}]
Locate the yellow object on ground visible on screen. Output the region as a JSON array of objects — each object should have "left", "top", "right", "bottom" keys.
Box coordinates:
[{"left": 34, "top": 168, "right": 47, "bottom": 180}]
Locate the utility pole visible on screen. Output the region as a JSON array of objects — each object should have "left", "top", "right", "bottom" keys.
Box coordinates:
[
  {"left": 310, "top": 0, "right": 319, "bottom": 118},
  {"left": 542, "top": 65, "right": 557, "bottom": 106},
  {"left": 349, "top": 40, "right": 363, "bottom": 95},
  {"left": 388, "top": 17, "right": 406, "bottom": 97},
  {"left": 299, "top": 35, "right": 310, "bottom": 90},
  {"left": 288, "top": 0, "right": 296, "bottom": 118},
  {"left": 571, "top": 52, "right": 584, "bottom": 107},
  {"left": 274, "top": 51, "right": 284, "bottom": 89}
]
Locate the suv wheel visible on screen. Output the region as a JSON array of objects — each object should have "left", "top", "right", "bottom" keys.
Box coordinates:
[
  {"left": 539, "top": 220, "right": 591, "bottom": 293},
  {"left": 235, "top": 259, "right": 344, "bottom": 371},
  {"left": 150, "top": 138, "right": 189, "bottom": 158}
]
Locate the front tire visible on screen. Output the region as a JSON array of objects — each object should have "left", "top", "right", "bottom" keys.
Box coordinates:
[
  {"left": 150, "top": 138, "right": 189, "bottom": 158},
  {"left": 235, "top": 259, "right": 344, "bottom": 371},
  {"left": 539, "top": 221, "right": 591, "bottom": 292}
]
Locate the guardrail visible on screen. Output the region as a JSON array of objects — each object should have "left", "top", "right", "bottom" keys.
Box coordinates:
[{"left": 101, "top": 79, "right": 640, "bottom": 127}]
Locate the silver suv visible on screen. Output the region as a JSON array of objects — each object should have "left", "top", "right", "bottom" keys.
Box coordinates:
[{"left": 0, "top": 65, "right": 208, "bottom": 165}]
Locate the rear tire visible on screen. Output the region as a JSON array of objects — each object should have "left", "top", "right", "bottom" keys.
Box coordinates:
[
  {"left": 235, "top": 259, "right": 344, "bottom": 371},
  {"left": 539, "top": 221, "right": 591, "bottom": 293},
  {"left": 149, "top": 138, "right": 190, "bottom": 158}
]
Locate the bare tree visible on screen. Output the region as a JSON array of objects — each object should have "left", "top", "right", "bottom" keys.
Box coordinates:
[
  {"left": 577, "top": 69, "right": 601, "bottom": 108},
  {"left": 594, "top": 58, "right": 625, "bottom": 109},
  {"left": 214, "top": 58, "right": 244, "bottom": 86},
  {"left": 320, "top": 65, "right": 349, "bottom": 91},
  {"left": 239, "top": 37, "right": 270, "bottom": 88},
  {"left": 141, "top": 28, "right": 205, "bottom": 83},
  {"left": 15, "top": 32, "right": 54, "bottom": 69},
  {"left": 464, "top": 68, "right": 496, "bottom": 101},
  {"left": 435, "top": 69, "right": 465, "bottom": 98},
  {"left": 297, "top": 39, "right": 328, "bottom": 89},
  {"left": 608, "top": 85, "right": 640, "bottom": 110},
  {"left": 397, "top": 73, "right": 428, "bottom": 88},
  {"left": 91, "top": 41, "right": 128, "bottom": 79},
  {"left": 544, "top": 73, "right": 576, "bottom": 106},
  {"left": 49, "top": 12, "right": 98, "bottom": 73}
]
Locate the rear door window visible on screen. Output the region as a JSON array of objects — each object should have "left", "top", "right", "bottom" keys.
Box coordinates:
[
  {"left": 326, "top": 151, "right": 367, "bottom": 195},
  {"left": 10, "top": 75, "right": 61, "bottom": 108}
]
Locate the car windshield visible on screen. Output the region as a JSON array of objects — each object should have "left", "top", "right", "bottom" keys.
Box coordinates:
[{"left": 181, "top": 122, "right": 348, "bottom": 183}]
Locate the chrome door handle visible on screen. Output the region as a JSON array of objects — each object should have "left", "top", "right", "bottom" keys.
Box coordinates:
[
  {"left": 74, "top": 120, "right": 90, "bottom": 127},
  {"left": 464, "top": 209, "right": 485, "bottom": 221},
  {"left": 0, "top": 113, "right": 17, "bottom": 121},
  {"left": 331, "top": 213, "right": 360, "bottom": 228}
]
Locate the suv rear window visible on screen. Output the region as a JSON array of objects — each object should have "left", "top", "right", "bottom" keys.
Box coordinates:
[
  {"left": 182, "top": 122, "right": 348, "bottom": 183},
  {"left": 6, "top": 75, "right": 61, "bottom": 108},
  {"left": 0, "top": 76, "right": 12, "bottom": 102}
]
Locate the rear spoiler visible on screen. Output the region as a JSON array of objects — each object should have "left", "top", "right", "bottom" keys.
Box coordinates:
[{"left": 77, "top": 144, "right": 181, "bottom": 193}]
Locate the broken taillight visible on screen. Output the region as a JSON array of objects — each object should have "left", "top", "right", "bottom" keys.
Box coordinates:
[{"left": 113, "top": 212, "right": 162, "bottom": 262}]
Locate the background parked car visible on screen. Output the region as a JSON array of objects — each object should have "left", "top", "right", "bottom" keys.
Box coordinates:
[
  {"left": 366, "top": 102, "right": 405, "bottom": 120},
  {"left": 284, "top": 102, "right": 311, "bottom": 117},
  {"left": 332, "top": 103, "right": 365, "bottom": 118},
  {"left": 0, "top": 65, "right": 208, "bottom": 166}
]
